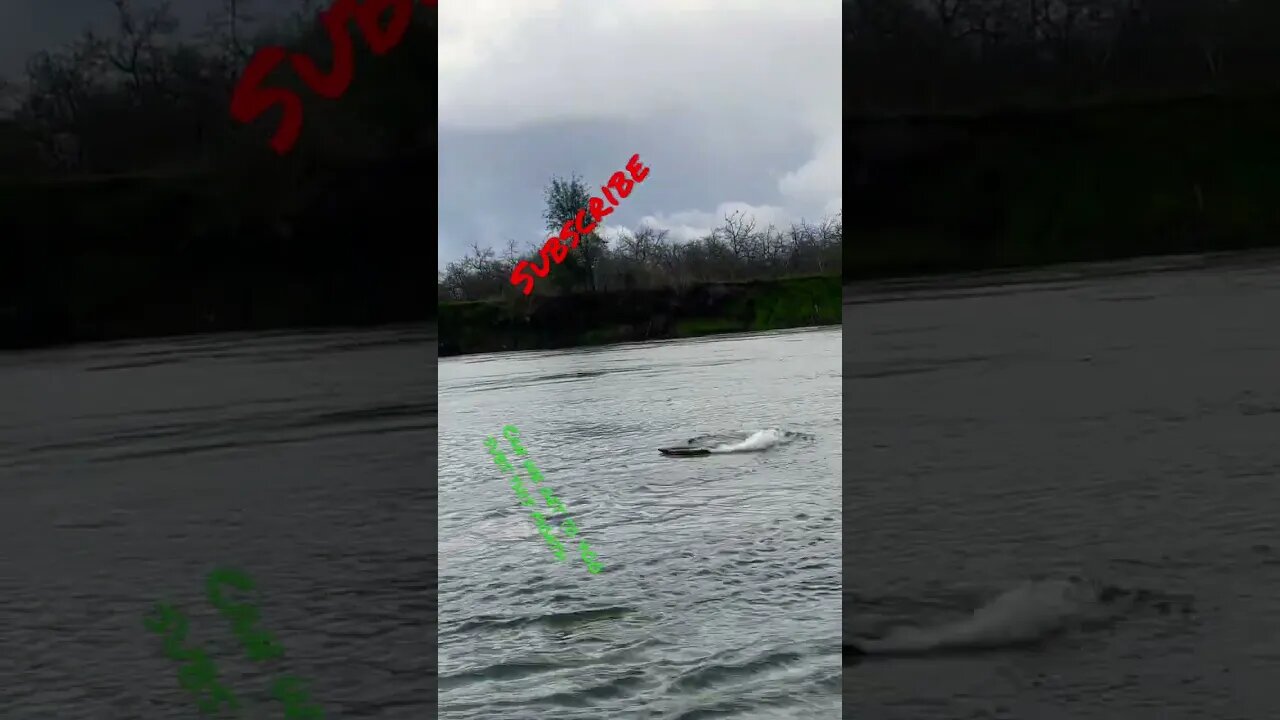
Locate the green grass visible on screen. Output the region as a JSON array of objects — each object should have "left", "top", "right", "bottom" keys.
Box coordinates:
[
  {"left": 439, "top": 274, "right": 840, "bottom": 356},
  {"left": 674, "top": 317, "right": 747, "bottom": 337}
]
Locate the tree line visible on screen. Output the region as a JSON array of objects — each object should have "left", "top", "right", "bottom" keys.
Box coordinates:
[
  {"left": 438, "top": 176, "right": 842, "bottom": 302},
  {"left": 0, "top": 1, "right": 435, "bottom": 348},
  {"left": 846, "top": 0, "right": 1280, "bottom": 282},
  {"left": 0, "top": 0, "right": 434, "bottom": 177},
  {"left": 848, "top": 0, "right": 1280, "bottom": 114}
]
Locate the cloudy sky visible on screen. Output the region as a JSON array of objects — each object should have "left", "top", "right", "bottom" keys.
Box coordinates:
[{"left": 439, "top": 0, "right": 842, "bottom": 270}]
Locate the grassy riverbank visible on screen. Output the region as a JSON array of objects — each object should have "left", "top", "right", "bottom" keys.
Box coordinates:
[
  {"left": 438, "top": 274, "right": 840, "bottom": 357},
  {"left": 848, "top": 93, "right": 1280, "bottom": 281}
]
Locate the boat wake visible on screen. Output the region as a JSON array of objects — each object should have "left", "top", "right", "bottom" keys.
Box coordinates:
[
  {"left": 845, "top": 577, "right": 1194, "bottom": 659},
  {"left": 664, "top": 428, "right": 814, "bottom": 456}
]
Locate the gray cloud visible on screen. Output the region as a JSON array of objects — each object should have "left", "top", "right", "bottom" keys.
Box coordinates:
[{"left": 438, "top": 0, "right": 842, "bottom": 270}]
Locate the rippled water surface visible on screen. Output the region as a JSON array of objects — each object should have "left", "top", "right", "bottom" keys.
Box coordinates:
[
  {"left": 846, "top": 254, "right": 1280, "bottom": 720},
  {"left": 0, "top": 326, "right": 435, "bottom": 719},
  {"left": 439, "top": 328, "right": 842, "bottom": 719}
]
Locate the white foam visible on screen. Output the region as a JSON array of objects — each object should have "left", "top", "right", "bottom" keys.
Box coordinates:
[
  {"left": 856, "top": 579, "right": 1108, "bottom": 654},
  {"left": 708, "top": 428, "right": 787, "bottom": 453}
]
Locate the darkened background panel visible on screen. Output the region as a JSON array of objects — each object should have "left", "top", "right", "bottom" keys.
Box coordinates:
[
  {"left": 846, "top": 1, "right": 1280, "bottom": 718},
  {"left": 0, "top": 3, "right": 438, "bottom": 718},
  {"left": 844, "top": 0, "right": 1280, "bottom": 285}
]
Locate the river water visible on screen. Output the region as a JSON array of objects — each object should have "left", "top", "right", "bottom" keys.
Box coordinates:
[
  {"left": 0, "top": 326, "right": 435, "bottom": 719},
  {"left": 846, "top": 252, "right": 1280, "bottom": 720},
  {"left": 439, "top": 327, "right": 843, "bottom": 719}
]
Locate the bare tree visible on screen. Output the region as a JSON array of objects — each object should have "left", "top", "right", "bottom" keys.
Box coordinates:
[
  {"left": 439, "top": 212, "right": 841, "bottom": 301},
  {"left": 95, "top": 0, "right": 180, "bottom": 95},
  {"left": 201, "top": 0, "right": 262, "bottom": 68}
]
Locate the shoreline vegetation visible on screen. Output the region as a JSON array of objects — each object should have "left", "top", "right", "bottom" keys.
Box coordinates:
[
  {"left": 438, "top": 195, "right": 842, "bottom": 357},
  {"left": 439, "top": 274, "right": 840, "bottom": 358},
  {"left": 846, "top": 0, "right": 1280, "bottom": 283},
  {"left": 848, "top": 92, "right": 1280, "bottom": 284}
]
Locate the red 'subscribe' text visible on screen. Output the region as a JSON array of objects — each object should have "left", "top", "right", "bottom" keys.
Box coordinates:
[
  {"left": 230, "top": 0, "right": 435, "bottom": 155},
  {"left": 511, "top": 153, "right": 652, "bottom": 296}
]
